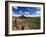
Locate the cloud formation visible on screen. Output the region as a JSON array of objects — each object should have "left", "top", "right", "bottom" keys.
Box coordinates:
[{"left": 12, "top": 6, "right": 41, "bottom": 17}]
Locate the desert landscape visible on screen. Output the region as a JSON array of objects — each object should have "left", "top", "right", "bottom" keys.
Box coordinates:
[{"left": 12, "top": 15, "right": 40, "bottom": 30}]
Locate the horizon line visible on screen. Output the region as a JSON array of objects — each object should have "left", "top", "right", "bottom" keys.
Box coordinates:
[{"left": 12, "top": 14, "right": 40, "bottom": 17}]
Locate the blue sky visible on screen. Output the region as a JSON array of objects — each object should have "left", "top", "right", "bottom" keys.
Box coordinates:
[{"left": 12, "top": 6, "right": 41, "bottom": 15}]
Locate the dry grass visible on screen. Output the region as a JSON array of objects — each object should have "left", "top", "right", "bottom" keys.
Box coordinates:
[{"left": 12, "top": 16, "right": 40, "bottom": 30}]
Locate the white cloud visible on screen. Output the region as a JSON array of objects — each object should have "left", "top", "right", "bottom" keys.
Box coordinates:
[
  {"left": 25, "top": 12, "right": 30, "bottom": 15},
  {"left": 24, "top": 11, "right": 40, "bottom": 17},
  {"left": 24, "top": 15, "right": 40, "bottom": 17},
  {"left": 13, "top": 6, "right": 18, "bottom": 9},
  {"left": 12, "top": 10, "right": 40, "bottom": 17},
  {"left": 12, "top": 14, "right": 21, "bottom": 17},
  {"left": 36, "top": 11, "right": 40, "bottom": 15},
  {"left": 12, "top": 11, "right": 21, "bottom": 17},
  {"left": 37, "top": 8, "right": 40, "bottom": 10},
  {"left": 20, "top": 11, "right": 22, "bottom": 14},
  {"left": 12, "top": 12, "right": 15, "bottom": 15}
]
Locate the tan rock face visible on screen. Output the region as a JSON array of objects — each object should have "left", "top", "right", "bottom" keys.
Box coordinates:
[{"left": 12, "top": 17, "right": 29, "bottom": 30}]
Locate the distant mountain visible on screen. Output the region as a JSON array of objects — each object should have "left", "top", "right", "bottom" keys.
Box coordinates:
[
  {"left": 17, "top": 15, "right": 40, "bottom": 20},
  {"left": 18, "top": 15, "right": 26, "bottom": 18},
  {"left": 12, "top": 14, "right": 40, "bottom": 17}
]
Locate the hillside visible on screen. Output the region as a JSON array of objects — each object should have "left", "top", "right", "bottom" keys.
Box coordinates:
[{"left": 12, "top": 15, "right": 40, "bottom": 30}]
